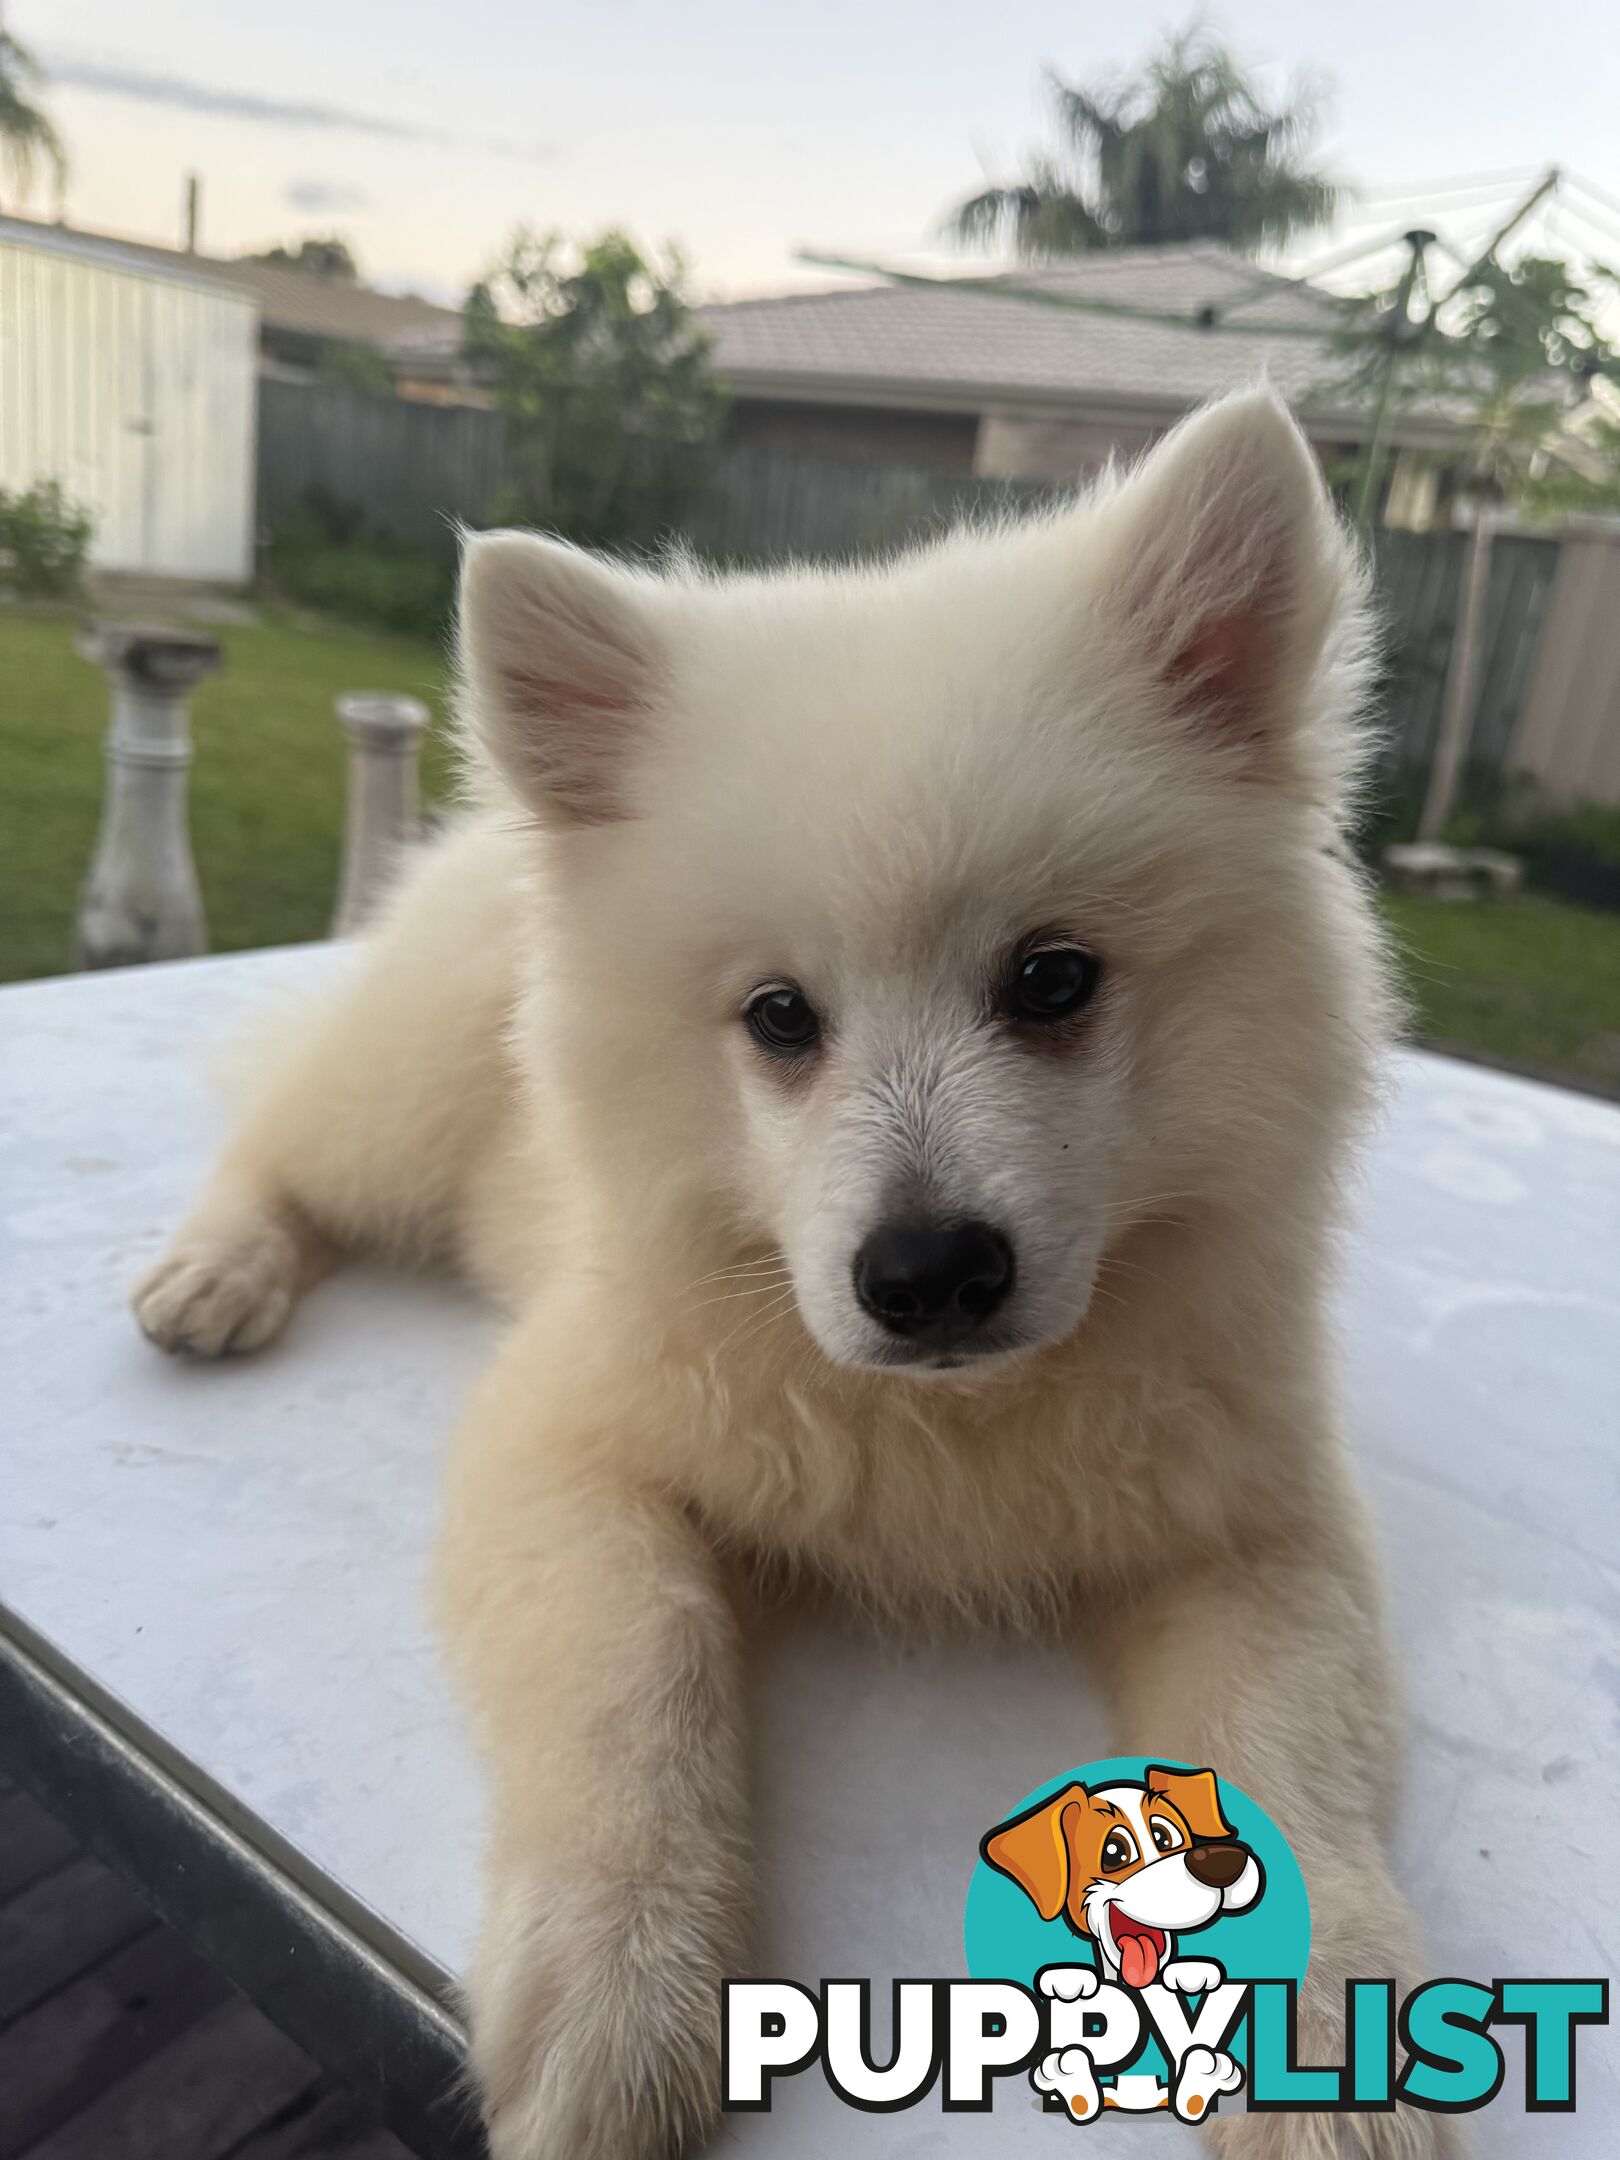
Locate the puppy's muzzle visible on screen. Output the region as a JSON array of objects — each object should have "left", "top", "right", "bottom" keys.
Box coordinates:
[{"left": 1185, "top": 1841, "right": 1252, "bottom": 1890}]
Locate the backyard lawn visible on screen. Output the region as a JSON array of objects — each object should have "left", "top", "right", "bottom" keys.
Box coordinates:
[
  {"left": 3, "top": 606, "right": 1618, "bottom": 1094},
  {"left": 1, "top": 606, "right": 457, "bottom": 985},
  {"left": 1383, "top": 891, "right": 1620, "bottom": 1093}
]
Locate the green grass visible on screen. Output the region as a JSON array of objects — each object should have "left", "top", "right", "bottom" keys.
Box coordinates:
[
  {"left": 0, "top": 607, "right": 456, "bottom": 983},
  {"left": 4, "top": 606, "right": 1619, "bottom": 1093},
  {"left": 1382, "top": 893, "right": 1620, "bottom": 1092}
]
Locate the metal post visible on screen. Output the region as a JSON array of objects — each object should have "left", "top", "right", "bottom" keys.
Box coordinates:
[
  {"left": 1351, "top": 231, "right": 1432, "bottom": 535},
  {"left": 1419, "top": 506, "right": 1497, "bottom": 843},
  {"left": 331, "top": 693, "right": 431, "bottom": 936},
  {"left": 74, "top": 624, "right": 222, "bottom": 970}
]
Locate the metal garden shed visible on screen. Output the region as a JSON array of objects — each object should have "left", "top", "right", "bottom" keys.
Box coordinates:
[{"left": 0, "top": 218, "right": 258, "bottom": 585}]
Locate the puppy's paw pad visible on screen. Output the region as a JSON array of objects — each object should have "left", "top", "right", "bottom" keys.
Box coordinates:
[
  {"left": 1038, "top": 1963, "right": 1101, "bottom": 2001},
  {"left": 132, "top": 1239, "right": 296, "bottom": 1358}
]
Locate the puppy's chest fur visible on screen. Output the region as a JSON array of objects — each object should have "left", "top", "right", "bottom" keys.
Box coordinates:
[{"left": 645, "top": 1341, "right": 1272, "bottom": 1613}]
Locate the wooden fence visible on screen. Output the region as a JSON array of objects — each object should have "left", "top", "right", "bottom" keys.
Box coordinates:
[
  {"left": 250, "top": 403, "right": 1596, "bottom": 808},
  {"left": 1512, "top": 527, "right": 1620, "bottom": 804},
  {"left": 256, "top": 378, "right": 509, "bottom": 552},
  {"left": 681, "top": 445, "right": 1563, "bottom": 797},
  {"left": 685, "top": 443, "right": 1063, "bottom": 562},
  {"left": 1369, "top": 526, "right": 1562, "bottom": 791}
]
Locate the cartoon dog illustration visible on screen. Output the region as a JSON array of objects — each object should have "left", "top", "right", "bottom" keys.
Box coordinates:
[
  {"left": 983, "top": 1766, "right": 1262, "bottom": 2123},
  {"left": 983, "top": 1764, "right": 1263, "bottom": 1988}
]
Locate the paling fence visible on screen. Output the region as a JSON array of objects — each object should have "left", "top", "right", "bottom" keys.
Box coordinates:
[
  {"left": 685, "top": 446, "right": 1566, "bottom": 804},
  {"left": 254, "top": 390, "right": 1594, "bottom": 810},
  {"left": 1370, "top": 526, "right": 1562, "bottom": 797},
  {"left": 257, "top": 378, "right": 509, "bottom": 551},
  {"left": 684, "top": 443, "right": 1065, "bottom": 562}
]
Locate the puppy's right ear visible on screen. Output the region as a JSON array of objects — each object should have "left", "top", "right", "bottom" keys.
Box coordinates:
[
  {"left": 981, "top": 1784, "right": 1085, "bottom": 1923},
  {"left": 458, "top": 531, "right": 663, "bottom": 825}
]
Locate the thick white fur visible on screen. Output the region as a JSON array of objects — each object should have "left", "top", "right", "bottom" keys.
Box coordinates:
[{"left": 134, "top": 393, "right": 1461, "bottom": 2157}]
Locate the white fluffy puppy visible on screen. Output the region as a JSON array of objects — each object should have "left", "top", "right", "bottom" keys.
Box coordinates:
[{"left": 135, "top": 390, "right": 1456, "bottom": 2159}]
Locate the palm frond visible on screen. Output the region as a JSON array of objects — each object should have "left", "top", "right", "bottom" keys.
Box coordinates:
[
  {"left": 0, "top": 17, "right": 68, "bottom": 211},
  {"left": 946, "top": 23, "right": 1338, "bottom": 259}
]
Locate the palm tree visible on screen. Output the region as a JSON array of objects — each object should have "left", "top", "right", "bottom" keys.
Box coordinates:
[
  {"left": 950, "top": 28, "right": 1339, "bottom": 258},
  {"left": 0, "top": 8, "right": 67, "bottom": 213}
]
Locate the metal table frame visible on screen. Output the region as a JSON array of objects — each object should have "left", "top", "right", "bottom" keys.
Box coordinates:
[{"left": 0, "top": 1611, "right": 483, "bottom": 2157}]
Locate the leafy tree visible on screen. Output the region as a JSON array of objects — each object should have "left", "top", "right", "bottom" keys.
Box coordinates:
[
  {"left": 464, "top": 229, "right": 724, "bottom": 547},
  {"left": 249, "top": 236, "right": 360, "bottom": 280},
  {"left": 317, "top": 340, "right": 397, "bottom": 397},
  {"left": 949, "top": 26, "right": 1338, "bottom": 257},
  {"left": 1443, "top": 257, "right": 1620, "bottom": 513},
  {"left": 1343, "top": 252, "right": 1620, "bottom": 516},
  {"left": 0, "top": 8, "right": 67, "bottom": 213}
]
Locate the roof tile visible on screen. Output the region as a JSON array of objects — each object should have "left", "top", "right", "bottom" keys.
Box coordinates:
[{"left": 699, "top": 244, "right": 1370, "bottom": 415}]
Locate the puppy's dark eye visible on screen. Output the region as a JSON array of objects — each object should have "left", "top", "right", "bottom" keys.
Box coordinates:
[
  {"left": 745, "top": 985, "right": 821, "bottom": 1054},
  {"left": 1149, "top": 1817, "right": 1183, "bottom": 1855},
  {"left": 1100, "top": 1830, "right": 1137, "bottom": 1873},
  {"left": 1008, "top": 945, "right": 1101, "bottom": 1024}
]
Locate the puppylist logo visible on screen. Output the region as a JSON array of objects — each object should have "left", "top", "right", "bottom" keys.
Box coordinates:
[{"left": 722, "top": 1757, "right": 1609, "bottom": 2126}]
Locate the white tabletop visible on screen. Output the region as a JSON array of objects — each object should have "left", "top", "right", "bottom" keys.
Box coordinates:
[{"left": 1, "top": 949, "right": 1616, "bottom": 2154}]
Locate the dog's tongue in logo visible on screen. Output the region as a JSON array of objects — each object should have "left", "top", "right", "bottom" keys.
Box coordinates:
[{"left": 1110, "top": 1910, "right": 1167, "bottom": 1989}]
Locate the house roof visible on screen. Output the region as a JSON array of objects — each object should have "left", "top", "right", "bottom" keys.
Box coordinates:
[
  {"left": 0, "top": 213, "right": 257, "bottom": 306},
  {"left": 0, "top": 214, "right": 462, "bottom": 356},
  {"left": 699, "top": 244, "right": 1459, "bottom": 443}
]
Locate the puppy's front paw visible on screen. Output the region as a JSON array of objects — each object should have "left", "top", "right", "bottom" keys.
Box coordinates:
[
  {"left": 1206, "top": 2106, "right": 1466, "bottom": 2157},
  {"left": 1202, "top": 1961, "right": 1468, "bottom": 2159},
  {"left": 1161, "top": 1957, "right": 1225, "bottom": 1994},
  {"left": 1172, "top": 2043, "right": 1242, "bottom": 2123},
  {"left": 1038, "top": 1963, "right": 1101, "bottom": 2001},
  {"left": 132, "top": 1223, "right": 301, "bottom": 1358},
  {"left": 1200, "top": 1884, "right": 1471, "bottom": 2157},
  {"left": 1033, "top": 2044, "right": 1102, "bottom": 2123},
  {"left": 470, "top": 1871, "right": 741, "bottom": 2160}
]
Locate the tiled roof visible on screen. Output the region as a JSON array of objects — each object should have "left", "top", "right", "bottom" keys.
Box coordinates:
[
  {"left": 0, "top": 215, "right": 462, "bottom": 354},
  {"left": 699, "top": 244, "right": 1423, "bottom": 430}
]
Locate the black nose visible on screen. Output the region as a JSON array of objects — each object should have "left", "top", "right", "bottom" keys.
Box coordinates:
[
  {"left": 1185, "top": 1842, "right": 1251, "bottom": 1891},
  {"left": 853, "top": 1219, "right": 1015, "bottom": 1340}
]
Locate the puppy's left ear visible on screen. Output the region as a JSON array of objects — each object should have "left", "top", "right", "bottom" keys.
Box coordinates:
[
  {"left": 458, "top": 531, "right": 664, "bottom": 825},
  {"left": 1145, "top": 1765, "right": 1236, "bottom": 1844},
  {"left": 1097, "top": 389, "right": 1356, "bottom": 766}
]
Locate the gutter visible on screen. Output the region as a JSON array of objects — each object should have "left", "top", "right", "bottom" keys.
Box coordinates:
[{"left": 713, "top": 366, "right": 1467, "bottom": 451}]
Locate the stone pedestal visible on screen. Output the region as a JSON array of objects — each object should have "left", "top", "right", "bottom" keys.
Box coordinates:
[
  {"left": 75, "top": 625, "right": 222, "bottom": 970},
  {"left": 1383, "top": 842, "right": 1524, "bottom": 902},
  {"left": 332, "top": 693, "right": 431, "bottom": 937}
]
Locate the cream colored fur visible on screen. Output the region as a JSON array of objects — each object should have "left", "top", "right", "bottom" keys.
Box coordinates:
[{"left": 134, "top": 392, "right": 1461, "bottom": 2157}]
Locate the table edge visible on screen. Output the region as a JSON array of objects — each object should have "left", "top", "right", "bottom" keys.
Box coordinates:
[{"left": 0, "top": 1609, "right": 485, "bottom": 2159}]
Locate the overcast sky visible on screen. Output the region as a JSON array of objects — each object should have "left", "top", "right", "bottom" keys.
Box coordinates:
[{"left": 20, "top": 1, "right": 1620, "bottom": 304}]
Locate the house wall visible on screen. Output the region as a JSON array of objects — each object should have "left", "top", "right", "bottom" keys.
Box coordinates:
[
  {"left": 0, "top": 231, "right": 258, "bottom": 583},
  {"left": 722, "top": 398, "right": 980, "bottom": 471}
]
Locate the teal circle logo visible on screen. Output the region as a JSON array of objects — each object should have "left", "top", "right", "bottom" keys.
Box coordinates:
[{"left": 964, "top": 1757, "right": 1310, "bottom": 2104}]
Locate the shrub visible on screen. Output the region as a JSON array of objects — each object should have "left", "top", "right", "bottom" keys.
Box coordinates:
[
  {"left": 0, "top": 479, "right": 94, "bottom": 599},
  {"left": 264, "top": 514, "right": 457, "bottom": 641},
  {"left": 465, "top": 228, "right": 723, "bottom": 548},
  {"left": 1448, "top": 781, "right": 1620, "bottom": 909}
]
